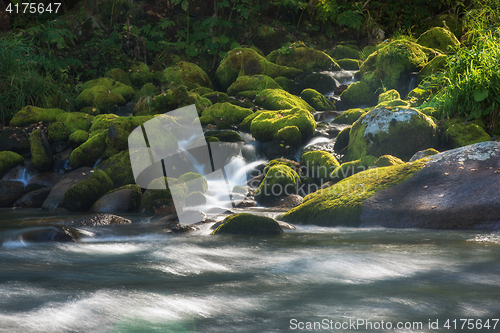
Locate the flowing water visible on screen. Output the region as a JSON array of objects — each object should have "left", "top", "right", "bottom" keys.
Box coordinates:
[{"left": 1, "top": 209, "right": 499, "bottom": 333}]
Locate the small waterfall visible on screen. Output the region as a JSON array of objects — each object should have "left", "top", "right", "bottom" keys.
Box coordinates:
[
  {"left": 406, "top": 72, "right": 419, "bottom": 96},
  {"left": 3, "top": 165, "right": 37, "bottom": 186}
]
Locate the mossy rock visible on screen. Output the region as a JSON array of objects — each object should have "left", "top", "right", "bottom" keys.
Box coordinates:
[
  {"left": 111, "top": 85, "right": 135, "bottom": 101},
  {"left": 76, "top": 85, "right": 126, "bottom": 113},
  {"left": 329, "top": 44, "right": 362, "bottom": 60},
  {"left": 29, "top": 128, "right": 52, "bottom": 172},
  {"left": 201, "top": 102, "right": 253, "bottom": 125},
  {"left": 91, "top": 184, "right": 142, "bottom": 213},
  {"left": 191, "top": 87, "right": 214, "bottom": 95},
  {"left": 359, "top": 39, "right": 436, "bottom": 91},
  {"left": 301, "top": 151, "right": 340, "bottom": 183},
  {"left": 417, "top": 27, "right": 460, "bottom": 53},
  {"left": 254, "top": 89, "right": 314, "bottom": 111},
  {"left": 105, "top": 68, "right": 133, "bottom": 86},
  {"left": 90, "top": 114, "right": 119, "bottom": 132},
  {"left": 331, "top": 155, "right": 377, "bottom": 181},
  {"left": 373, "top": 155, "right": 404, "bottom": 167},
  {"left": 273, "top": 125, "right": 302, "bottom": 147},
  {"left": 409, "top": 148, "right": 440, "bottom": 162},
  {"left": 202, "top": 91, "right": 230, "bottom": 104},
  {"left": 232, "top": 185, "right": 248, "bottom": 195},
  {"left": 444, "top": 122, "right": 491, "bottom": 148},
  {"left": 250, "top": 108, "right": 316, "bottom": 142},
  {"left": 163, "top": 61, "right": 213, "bottom": 90},
  {"left": 281, "top": 160, "right": 426, "bottom": 226},
  {"left": 0, "top": 151, "right": 24, "bottom": 178},
  {"left": 106, "top": 116, "right": 154, "bottom": 150},
  {"left": 199, "top": 115, "right": 215, "bottom": 126},
  {"left": 47, "top": 121, "right": 70, "bottom": 142},
  {"left": 80, "top": 77, "right": 127, "bottom": 92},
  {"left": 428, "top": 14, "right": 462, "bottom": 39},
  {"left": 408, "top": 87, "right": 430, "bottom": 107},
  {"left": 129, "top": 61, "right": 153, "bottom": 88},
  {"left": 336, "top": 58, "right": 361, "bottom": 70},
  {"left": 378, "top": 89, "right": 400, "bottom": 103},
  {"left": 254, "top": 165, "right": 300, "bottom": 205},
  {"left": 215, "top": 48, "right": 303, "bottom": 91},
  {"left": 140, "top": 177, "right": 187, "bottom": 215},
  {"left": 362, "top": 45, "right": 378, "bottom": 59},
  {"left": 227, "top": 75, "right": 281, "bottom": 96},
  {"left": 60, "top": 169, "right": 113, "bottom": 211},
  {"left": 70, "top": 131, "right": 107, "bottom": 169},
  {"left": 56, "top": 112, "right": 94, "bottom": 134},
  {"left": 418, "top": 54, "right": 447, "bottom": 81},
  {"left": 68, "top": 130, "right": 89, "bottom": 148},
  {"left": 253, "top": 25, "right": 292, "bottom": 54},
  {"left": 239, "top": 111, "right": 263, "bottom": 132},
  {"left": 10, "top": 106, "right": 65, "bottom": 127},
  {"left": 178, "top": 172, "right": 208, "bottom": 193},
  {"left": 267, "top": 42, "right": 341, "bottom": 72},
  {"left": 96, "top": 150, "right": 135, "bottom": 188},
  {"left": 274, "top": 76, "right": 300, "bottom": 94},
  {"left": 340, "top": 81, "right": 373, "bottom": 107},
  {"left": 204, "top": 130, "right": 244, "bottom": 142},
  {"left": 375, "top": 99, "right": 410, "bottom": 109},
  {"left": 299, "top": 73, "right": 336, "bottom": 95},
  {"left": 300, "top": 89, "right": 335, "bottom": 111},
  {"left": 334, "top": 126, "right": 351, "bottom": 152},
  {"left": 135, "top": 83, "right": 160, "bottom": 102},
  {"left": 263, "top": 158, "right": 300, "bottom": 175},
  {"left": 185, "top": 191, "right": 206, "bottom": 206},
  {"left": 347, "top": 107, "right": 437, "bottom": 161},
  {"left": 211, "top": 213, "right": 284, "bottom": 235},
  {"left": 332, "top": 108, "right": 366, "bottom": 125}
]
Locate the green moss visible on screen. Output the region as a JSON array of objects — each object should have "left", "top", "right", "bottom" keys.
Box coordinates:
[
  {"left": 202, "top": 102, "right": 253, "bottom": 125},
  {"left": 90, "top": 114, "right": 119, "bottom": 132},
  {"left": 336, "top": 58, "right": 361, "bottom": 70},
  {"left": 300, "top": 89, "right": 335, "bottom": 111},
  {"left": 211, "top": 213, "right": 284, "bottom": 235},
  {"left": 428, "top": 14, "right": 462, "bottom": 39},
  {"left": 334, "top": 126, "right": 351, "bottom": 152},
  {"left": 332, "top": 108, "right": 366, "bottom": 125},
  {"left": 69, "top": 131, "right": 107, "bottom": 169},
  {"left": 408, "top": 87, "right": 430, "bottom": 107},
  {"left": 178, "top": 172, "right": 208, "bottom": 193},
  {"left": 445, "top": 122, "right": 492, "bottom": 148},
  {"left": 329, "top": 44, "right": 362, "bottom": 60},
  {"left": 47, "top": 121, "right": 70, "bottom": 142},
  {"left": 255, "top": 164, "right": 301, "bottom": 204},
  {"left": 204, "top": 130, "right": 244, "bottom": 142},
  {"left": 417, "top": 27, "right": 460, "bottom": 52},
  {"left": 106, "top": 116, "right": 154, "bottom": 150},
  {"left": 263, "top": 158, "right": 299, "bottom": 175},
  {"left": 191, "top": 87, "right": 214, "bottom": 95},
  {"left": 240, "top": 111, "right": 263, "bottom": 132},
  {"left": 81, "top": 77, "right": 127, "bottom": 92},
  {"left": 10, "top": 106, "right": 65, "bottom": 127},
  {"left": 362, "top": 45, "right": 378, "bottom": 59},
  {"left": 375, "top": 99, "right": 410, "bottom": 108},
  {"left": 301, "top": 151, "right": 340, "bottom": 183},
  {"left": 105, "top": 68, "right": 133, "bottom": 86},
  {"left": 140, "top": 177, "right": 186, "bottom": 215},
  {"left": 340, "top": 81, "right": 373, "bottom": 107},
  {"left": 331, "top": 155, "right": 377, "bottom": 181},
  {"left": 56, "top": 112, "right": 94, "bottom": 134},
  {"left": 215, "top": 48, "right": 303, "bottom": 91},
  {"left": 202, "top": 91, "right": 229, "bottom": 104},
  {"left": 163, "top": 61, "right": 213, "bottom": 90},
  {"left": 373, "top": 155, "right": 404, "bottom": 167},
  {"left": 199, "top": 115, "right": 215, "bottom": 126},
  {"left": 185, "top": 191, "right": 206, "bottom": 206},
  {"left": 68, "top": 130, "right": 89, "bottom": 148},
  {"left": 227, "top": 75, "right": 281, "bottom": 96},
  {"left": 0, "top": 151, "right": 24, "bottom": 177},
  {"left": 250, "top": 108, "right": 316, "bottom": 142},
  {"left": 273, "top": 125, "right": 302, "bottom": 147},
  {"left": 274, "top": 76, "right": 300, "bottom": 94},
  {"left": 134, "top": 83, "right": 160, "bottom": 102},
  {"left": 129, "top": 61, "right": 153, "bottom": 88},
  {"left": 96, "top": 150, "right": 135, "bottom": 188},
  {"left": 29, "top": 128, "right": 52, "bottom": 172},
  {"left": 378, "top": 89, "right": 400, "bottom": 103},
  {"left": 255, "top": 89, "right": 314, "bottom": 111},
  {"left": 60, "top": 169, "right": 113, "bottom": 211},
  {"left": 76, "top": 85, "right": 126, "bottom": 113},
  {"left": 111, "top": 85, "right": 135, "bottom": 101},
  {"left": 268, "top": 42, "right": 341, "bottom": 72},
  {"left": 281, "top": 160, "right": 426, "bottom": 226},
  {"left": 418, "top": 54, "right": 447, "bottom": 81}
]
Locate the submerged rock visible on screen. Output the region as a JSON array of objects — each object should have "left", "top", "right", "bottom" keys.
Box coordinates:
[
  {"left": 211, "top": 213, "right": 284, "bottom": 235},
  {"left": 63, "top": 213, "right": 132, "bottom": 227},
  {"left": 19, "top": 226, "right": 81, "bottom": 242},
  {"left": 13, "top": 187, "right": 52, "bottom": 208}
]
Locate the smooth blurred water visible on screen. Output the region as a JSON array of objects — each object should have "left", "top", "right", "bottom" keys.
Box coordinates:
[{"left": 1, "top": 209, "right": 500, "bottom": 333}]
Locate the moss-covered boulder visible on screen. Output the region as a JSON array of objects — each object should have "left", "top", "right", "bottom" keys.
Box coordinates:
[
  {"left": 90, "top": 184, "right": 142, "bottom": 213},
  {"left": 10, "top": 106, "right": 65, "bottom": 127},
  {"left": 340, "top": 81, "right": 373, "bottom": 107},
  {"left": 56, "top": 112, "right": 94, "bottom": 134},
  {"left": 96, "top": 150, "right": 135, "bottom": 188},
  {"left": 418, "top": 54, "right": 447, "bottom": 82},
  {"left": 280, "top": 160, "right": 426, "bottom": 226},
  {"left": 239, "top": 111, "right": 263, "bottom": 132},
  {"left": 274, "top": 76, "right": 301, "bottom": 95},
  {"left": 444, "top": 122, "right": 491, "bottom": 148},
  {"left": 336, "top": 58, "right": 361, "bottom": 70},
  {"left": 89, "top": 114, "right": 119, "bottom": 133},
  {"left": 60, "top": 169, "right": 113, "bottom": 211},
  {"left": 129, "top": 61, "right": 153, "bottom": 88},
  {"left": 227, "top": 75, "right": 281, "bottom": 96},
  {"left": 408, "top": 87, "right": 430, "bottom": 107},
  {"left": 267, "top": 42, "right": 341, "bottom": 72},
  {"left": 273, "top": 125, "right": 302, "bottom": 147},
  {"left": 331, "top": 155, "right": 377, "bottom": 181},
  {"left": 263, "top": 158, "right": 300, "bottom": 174},
  {"left": 215, "top": 48, "right": 302, "bottom": 91},
  {"left": 299, "top": 73, "right": 337, "bottom": 95},
  {"left": 178, "top": 172, "right": 208, "bottom": 193},
  {"left": 47, "top": 121, "right": 70, "bottom": 142},
  {"left": 373, "top": 155, "right": 404, "bottom": 167},
  {"left": 347, "top": 107, "right": 437, "bottom": 161},
  {"left": 68, "top": 130, "right": 89, "bottom": 148},
  {"left": 106, "top": 116, "right": 154, "bottom": 150},
  {"left": 334, "top": 126, "right": 351, "bottom": 152},
  {"left": 329, "top": 44, "right": 362, "bottom": 60},
  {"left": 0, "top": 151, "right": 24, "bottom": 178},
  {"left": 69, "top": 131, "right": 107, "bottom": 169},
  {"left": 211, "top": 213, "right": 284, "bottom": 235},
  {"left": 254, "top": 165, "right": 300, "bottom": 205},
  {"left": 417, "top": 27, "right": 460, "bottom": 52},
  {"left": 254, "top": 89, "right": 314, "bottom": 111},
  {"left": 140, "top": 177, "right": 187, "bottom": 215},
  {"left": 185, "top": 191, "right": 206, "bottom": 206},
  {"left": 332, "top": 108, "right": 366, "bottom": 125},
  {"left": 76, "top": 85, "right": 126, "bottom": 113},
  {"left": 375, "top": 99, "right": 410, "bottom": 109},
  {"left": 359, "top": 39, "right": 436, "bottom": 91},
  {"left": 300, "top": 89, "right": 335, "bottom": 111},
  {"left": 301, "top": 151, "right": 340, "bottom": 183},
  {"left": 135, "top": 83, "right": 160, "bottom": 102},
  {"left": 428, "top": 14, "right": 462, "bottom": 39},
  {"left": 204, "top": 130, "right": 244, "bottom": 142},
  {"left": 409, "top": 148, "right": 440, "bottom": 162},
  {"left": 29, "top": 129, "right": 53, "bottom": 172},
  {"left": 378, "top": 89, "right": 400, "bottom": 103},
  {"left": 202, "top": 91, "right": 229, "bottom": 105},
  {"left": 163, "top": 61, "right": 213, "bottom": 90},
  {"left": 202, "top": 102, "right": 253, "bottom": 125},
  {"left": 105, "top": 68, "right": 133, "bottom": 86},
  {"left": 250, "top": 108, "right": 316, "bottom": 142}
]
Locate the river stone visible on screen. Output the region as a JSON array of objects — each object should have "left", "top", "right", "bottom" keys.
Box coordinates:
[
  {"left": 90, "top": 184, "right": 142, "bottom": 213},
  {"left": 19, "top": 226, "right": 81, "bottom": 242},
  {"left": 63, "top": 213, "right": 132, "bottom": 227},
  {"left": 0, "top": 180, "right": 25, "bottom": 207},
  {"left": 360, "top": 141, "right": 500, "bottom": 229},
  {"left": 0, "top": 127, "right": 30, "bottom": 154},
  {"left": 41, "top": 167, "right": 93, "bottom": 210},
  {"left": 13, "top": 187, "right": 52, "bottom": 208},
  {"left": 211, "top": 213, "right": 284, "bottom": 235}
]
